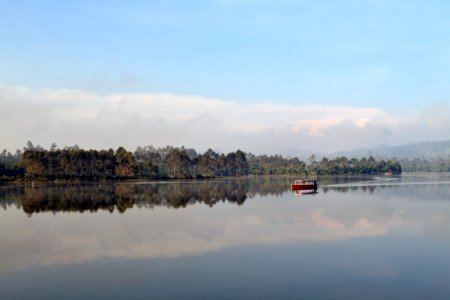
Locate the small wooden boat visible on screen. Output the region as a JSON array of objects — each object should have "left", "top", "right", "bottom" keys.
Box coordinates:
[{"left": 291, "top": 180, "right": 318, "bottom": 191}]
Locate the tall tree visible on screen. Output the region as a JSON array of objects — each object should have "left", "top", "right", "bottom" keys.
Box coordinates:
[
  {"left": 235, "top": 150, "right": 248, "bottom": 176},
  {"left": 115, "top": 147, "right": 136, "bottom": 177}
]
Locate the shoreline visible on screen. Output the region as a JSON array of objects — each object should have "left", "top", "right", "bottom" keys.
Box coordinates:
[{"left": 0, "top": 173, "right": 411, "bottom": 185}]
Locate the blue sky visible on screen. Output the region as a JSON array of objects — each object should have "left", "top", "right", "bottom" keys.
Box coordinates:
[{"left": 1, "top": 1, "right": 450, "bottom": 153}]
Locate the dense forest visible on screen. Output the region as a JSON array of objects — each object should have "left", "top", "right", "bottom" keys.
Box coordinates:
[{"left": 0, "top": 142, "right": 404, "bottom": 181}]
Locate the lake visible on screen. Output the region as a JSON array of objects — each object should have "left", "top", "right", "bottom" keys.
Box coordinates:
[{"left": 1, "top": 174, "right": 450, "bottom": 299}]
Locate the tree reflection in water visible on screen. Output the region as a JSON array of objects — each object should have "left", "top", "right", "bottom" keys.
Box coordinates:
[
  {"left": 2, "top": 176, "right": 450, "bottom": 215},
  {"left": 0, "top": 178, "right": 290, "bottom": 215}
]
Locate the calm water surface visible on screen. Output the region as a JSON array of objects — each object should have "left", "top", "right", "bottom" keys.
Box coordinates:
[{"left": 1, "top": 175, "right": 450, "bottom": 299}]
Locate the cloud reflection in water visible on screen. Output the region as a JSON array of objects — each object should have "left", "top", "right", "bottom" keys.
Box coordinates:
[{"left": 1, "top": 177, "right": 450, "bottom": 273}]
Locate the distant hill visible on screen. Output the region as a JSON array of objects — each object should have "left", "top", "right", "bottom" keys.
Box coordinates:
[{"left": 330, "top": 140, "right": 450, "bottom": 159}]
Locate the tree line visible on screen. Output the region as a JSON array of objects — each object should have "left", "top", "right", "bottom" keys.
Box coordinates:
[
  {"left": 396, "top": 157, "right": 450, "bottom": 173},
  {"left": 0, "top": 142, "right": 403, "bottom": 181}
]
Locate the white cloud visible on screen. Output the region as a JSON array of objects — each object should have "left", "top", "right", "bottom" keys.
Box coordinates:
[{"left": 0, "top": 85, "right": 448, "bottom": 154}]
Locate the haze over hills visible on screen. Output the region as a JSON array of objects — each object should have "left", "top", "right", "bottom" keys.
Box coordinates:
[
  {"left": 282, "top": 140, "right": 450, "bottom": 161},
  {"left": 328, "top": 140, "right": 450, "bottom": 160}
]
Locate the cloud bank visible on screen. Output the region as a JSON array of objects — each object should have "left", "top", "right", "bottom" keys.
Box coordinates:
[{"left": 0, "top": 85, "right": 449, "bottom": 154}]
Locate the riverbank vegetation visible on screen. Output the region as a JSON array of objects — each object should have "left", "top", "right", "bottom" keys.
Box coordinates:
[{"left": 0, "top": 142, "right": 404, "bottom": 181}]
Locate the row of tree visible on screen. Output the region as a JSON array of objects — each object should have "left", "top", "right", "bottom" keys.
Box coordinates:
[
  {"left": 0, "top": 143, "right": 403, "bottom": 181},
  {"left": 397, "top": 157, "right": 450, "bottom": 173},
  {"left": 17, "top": 147, "right": 249, "bottom": 180}
]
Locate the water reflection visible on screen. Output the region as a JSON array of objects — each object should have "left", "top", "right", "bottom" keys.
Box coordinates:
[
  {"left": 1, "top": 176, "right": 450, "bottom": 275},
  {"left": 2, "top": 176, "right": 450, "bottom": 216},
  {"left": 0, "top": 178, "right": 289, "bottom": 215},
  {"left": 0, "top": 176, "right": 450, "bottom": 216},
  {"left": 322, "top": 175, "right": 450, "bottom": 201}
]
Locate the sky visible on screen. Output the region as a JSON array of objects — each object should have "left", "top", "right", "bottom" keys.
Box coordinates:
[{"left": 1, "top": 0, "right": 450, "bottom": 154}]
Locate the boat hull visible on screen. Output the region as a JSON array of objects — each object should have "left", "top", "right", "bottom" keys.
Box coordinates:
[{"left": 291, "top": 184, "right": 317, "bottom": 191}]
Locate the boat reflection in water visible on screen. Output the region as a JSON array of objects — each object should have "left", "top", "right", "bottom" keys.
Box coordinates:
[
  {"left": 293, "top": 189, "right": 318, "bottom": 196},
  {"left": 291, "top": 179, "right": 318, "bottom": 196}
]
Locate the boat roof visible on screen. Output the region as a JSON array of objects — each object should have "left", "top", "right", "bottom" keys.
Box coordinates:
[{"left": 293, "top": 180, "right": 317, "bottom": 184}]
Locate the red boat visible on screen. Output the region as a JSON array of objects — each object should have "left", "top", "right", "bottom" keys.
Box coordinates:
[{"left": 291, "top": 180, "right": 318, "bottom": 191}]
